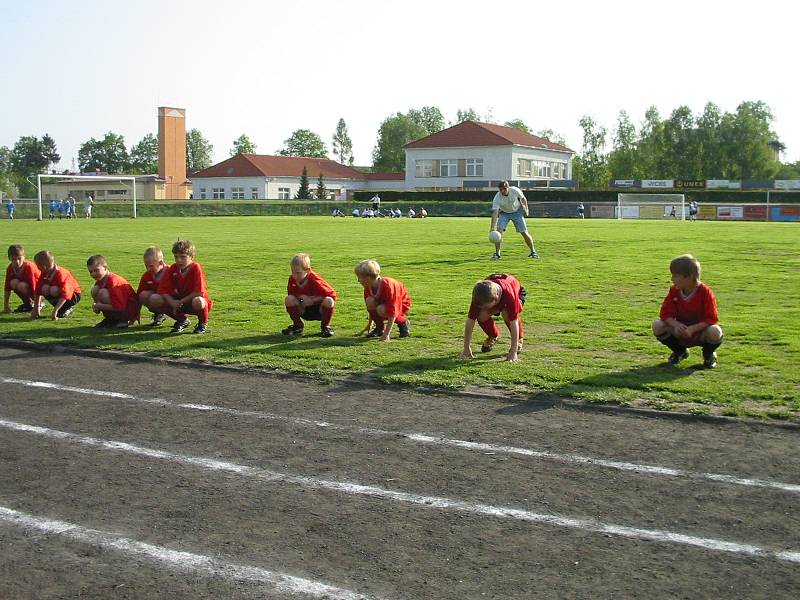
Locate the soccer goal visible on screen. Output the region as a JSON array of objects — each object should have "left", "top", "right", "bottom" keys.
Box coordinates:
[
  {"left": 36, "top": 174, "right": 138, "bottom": 220},
  {"left": 617, "top": 193, "right": 685, "bottom": 220}
]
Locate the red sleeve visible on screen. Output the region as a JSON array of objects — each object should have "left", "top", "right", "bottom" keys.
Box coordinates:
[
  {"left": 26, "top": 262, "right": 41, "bottom": 292},
  {"left": 156, "top": 265, "right": 176, "bottom": 295},
  {"left": 107, "top": 273, "right": 134, "bottom": 311},
  {"left": 287, "top": 276, "right": 294, "bottom": 296},
  {"left": 188, "top": 263, "right": 208, "bottom": 298},
  {"left": 659, "top": 287, "right": 678, "bottom": 321},
  {"left": 54, "top": 267, "right": 81, "bottom": 300},
  {"left": 136, "top": 271, "right": 151, "bottom": 294},
  {"left": 309, "top": 271, "right": 336, "bottom": 300},
  {"left": 700, "top": 284, "right": 719, "bottom": 326}
]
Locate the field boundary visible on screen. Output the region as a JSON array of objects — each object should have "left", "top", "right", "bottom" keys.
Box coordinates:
[{"left": 2, "top": 337, "right": 796, "bottom": 431}]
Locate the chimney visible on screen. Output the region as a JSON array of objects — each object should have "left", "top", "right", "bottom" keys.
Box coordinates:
[{"left": 158, "top": 107, "right": 189, "bottom": 199}]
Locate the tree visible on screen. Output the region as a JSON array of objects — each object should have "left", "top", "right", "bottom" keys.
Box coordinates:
[
  {"left": 230, "top": 134, "right": 257, "bottom": 156},
  {"left": 295, "top": 166, "right": 311, "bottom": 199},
  {"left": 455, "top": 108, "right": 480, "bottom": 123},
  {"left": 637, "top": 106, "right": 666, "bottom": 178},
  {"left": 573, "top": 115, "right": 609, "bottom": 189},
  {"left": 662, "top": 105, "right": 702, "bottom": 178},
  {"left": 372, "top": 113, "right": 427, "bottom": 172},
  {"left": 186, "top": 128, "right": 213, "bottom": 171},
  {"left": 504, "top": 119, "right": 531, "bottom": 133},
  {"left": 0, "top": 146, "right": 15, "bottom": 196},
  {"left": 607, "top": 111, "right": 640, "bottom": 179},
  {"left": 279, "top": 129, "right": 327, "bottom": 158},
  {"left": 129, "top": 133, "right": 158, "bottom": 174},
  {"left": 315, "top": 173, "right": 328, "bottom": 200},
  {"left": 78, "top": 132, "right": 129, "bottom": 173},
  {"left": 722, "top": 101, "right": 780, "bottom": 179},
  {"left": 408, "top": 106, "right": 445, "bottom": 135},
  {"left": 332, "top": 118, "right": 354, "bottom": 165},
  {"left": 536, "top": 129, "right": 567, "bottom": 146},
  {"left": 10, "top": 134, "right": 61, "bottom": 194},
  {"left": 695, "top": 102, "right": 723, "bottom": 177}
]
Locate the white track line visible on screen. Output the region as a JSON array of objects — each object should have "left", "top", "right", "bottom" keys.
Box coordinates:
[
  {"left": 0, "top": 506, "right": 379, "bottom": 600},
  {"left": 3, "top": 375, "right": 799, "bottom": 495},
  {"left": 2, "top": 417, "right": 799, "bottom": 565}
]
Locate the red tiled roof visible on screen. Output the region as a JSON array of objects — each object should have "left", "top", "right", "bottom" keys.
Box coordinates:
[
  {"left": 192, "top": 154, "right": 371, "bottom": 179},
  {"left": 403, "top": 120, "right": 573, "bottom": 153}
]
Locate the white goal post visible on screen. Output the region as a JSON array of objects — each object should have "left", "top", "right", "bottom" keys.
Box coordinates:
[
  {"left": 617, "top": 193, "right": 686, "bottom": 220},
  {"left": 36, "top": 174, "right": 138, "bottom": 220}
]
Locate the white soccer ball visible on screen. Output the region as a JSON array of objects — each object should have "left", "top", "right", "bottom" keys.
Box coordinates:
[{"left": 489, "top": 230, "right": 503, "bottom": 244}]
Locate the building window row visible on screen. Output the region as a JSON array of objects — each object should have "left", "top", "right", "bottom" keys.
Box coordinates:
[
  {"left": 517, "top": 159, "right": 567, "bottom": 179},
  {"left": 415, "top": 158, "right": 484, "bottom": 178}
]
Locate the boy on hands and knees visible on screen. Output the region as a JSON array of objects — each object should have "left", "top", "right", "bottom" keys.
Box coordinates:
[
  {"left": 653, "top": 254, "right": 723, "bottom": 369},
  {"left": 137, "top": 246, "right": 168, "bottom": 326},
  {"left": 282, "top": 253, "right": 337, "bottom": 338},
  {"left": 87, "top": 255, "right": 139, "bottom": 329},
  {"left": 149, "top": 240, "right": 213, "bottom": 334},
  {"left": 3, "top": 245, "right": 41, "bottom": 314},
  {"left": 460, "top": 273, "right": 526, "bottom": 362},
  {"left": 490, "top": 180, "right": 539, "bottom": 260},
  {"left": 31, "top": 250, "right": 82, "bottom": 320},
  {"left": 354, "top": 259, "right": 411, "bottom": 342}
]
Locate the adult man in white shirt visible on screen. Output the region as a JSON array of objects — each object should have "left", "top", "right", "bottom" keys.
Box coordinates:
[{"left": 490, "top": 180, "right": 538, "bottom": 259}]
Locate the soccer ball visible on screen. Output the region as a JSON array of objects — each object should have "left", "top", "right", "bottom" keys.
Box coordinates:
[{"left": 489, "top": 230, "right": 503, "bottom": 244}]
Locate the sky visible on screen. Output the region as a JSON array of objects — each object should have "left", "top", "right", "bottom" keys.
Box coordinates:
[{"left": 2, "top": 0, "right": 798, "bottom": 171}]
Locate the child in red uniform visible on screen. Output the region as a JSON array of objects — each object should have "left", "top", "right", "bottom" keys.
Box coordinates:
[
  {"left": 149, "top": 239, "right": 212, "bottom": 334},
  {"left": 460, "top": 273, "right": 526, "bottom": 362},
  {"left": 354, "top": 259, "right": 411, "bottom": 342},
  {"left": 86, "top": 255, "right": 139, "bottom": 329},
  {"left": 652, "top": 254, "right": 723, "bottom": 368},
  {"left": 282, "top": 253, "right": 337, "bottom": 338},
  {"left": 3, "top": 245, "right": 41, "bottom": 314},
  {"left": 31, "top": 250, "right": 82, "bottom": 320},
  {"left": 137, "top": 246, "right": 168, "bottom": 327}
]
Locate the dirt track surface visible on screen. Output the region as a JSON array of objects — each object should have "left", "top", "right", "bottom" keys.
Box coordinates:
[{"left": 0, "top": 345, "right": 798, "bottom": 599}]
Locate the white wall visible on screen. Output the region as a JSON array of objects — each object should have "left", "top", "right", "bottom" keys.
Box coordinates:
[{"left": 193, "top": 175, "right": 408, "bottom": 200}]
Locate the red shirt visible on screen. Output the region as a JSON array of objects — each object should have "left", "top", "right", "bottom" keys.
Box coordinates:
[
  {"left": 137, "top": 267, "right": 166, "bottom": 294},
  {"left": 157, "top": 262, "right": 213, "bottom": 309},
  {"left": 37, "top": 265, "right": 82, "bottom": 301},
  {"left": 468, "top": 273, "right": 524, "bottom": 321},
  {"left": 5, "top": 260, "right": 41, "bottom": 292},
  {"left": 363, "top": 276, "right": 411, "bottom": 318},
  {"left": 287, "top": 270, "right": 337, "bottom": 300},
  {"left": 99, "top": 272, "right": 139, "bottom": 321},
  {"left": 659, "top": 282, "right": 719, "bottom": 326}
]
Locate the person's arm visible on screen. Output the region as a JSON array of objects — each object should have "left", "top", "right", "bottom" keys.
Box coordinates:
[
  {"left": 2, "top": 289, "right": 11, "bottom": 313},
  {"left": 490, "top": 209, "right": 499, "bottom": 232},
  {"left": 519, "top": 192, "right": 529, "bottom": 217},
  {"left": 460, "top": 318, "right": 477, "bottom": 359},
  {"left": 51, "top": 296, "right": 67, "bottom": 320},
  {"left": 505, "top": 318, "right": 520, "bottom": 361},
  {"left": 379, "top": 315, "right": 396, "bottom": 342}
]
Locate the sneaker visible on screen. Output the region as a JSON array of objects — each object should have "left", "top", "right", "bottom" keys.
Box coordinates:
[
  {"left": 366, "top": 325, "right": 384, "bottom": 338},
  {"left": 667, "top": 349, "right": 689, "bottom": 365},
  {"left": 320, "top": 325, "right": 334, "bottom": 338},
  {"left": 13, "top": 303, "right": 34, "bottom": 313},
  {"left": 151, "top": 313, "right": 167, "bottom": 327},
  {"left": 703, "top": 352, "right": 718, "bottom": 369},
  {"left": 193, "top": 322, "right": 208, "bottom": 334},
  {"left": 398, "top": 321, "right": 410, "bottom": 338},
  {"left": 171, "top": 318, "right": 191, "bottom": 333},
  {"left": 94, "top": 317, "right": 113, "bottom": 329},
  {"left": 58, "top": 306, "right": 74, "bottom": 319},
  {"left": 490, "top": 253, "right": 501, "bottom": 260},
  {"left": 529, "top": 251, "right": 540, "bottom": 259},
  {"left": 281, "top": 324, "right": 304, "bottom": 336},
  {"left": 480, "top": 336, "right": 498, "bottom": 353},
  {"left": 114, "top": 320, "right": 129, "bottom": 329}
]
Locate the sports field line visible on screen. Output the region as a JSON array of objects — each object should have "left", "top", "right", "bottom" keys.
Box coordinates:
[
  {"left": 2, "top": 417, "right": 799, "bottom": 565},
  {"left": 0, "top": 505, "right": 380, "bottom": 600},
  {"left": 3, "top": 375, "right": 799, "bottom": 495}
]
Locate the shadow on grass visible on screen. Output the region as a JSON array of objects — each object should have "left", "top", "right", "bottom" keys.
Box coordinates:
[{"left": 496, "top": 364, "right": 698, "bottom": 416}]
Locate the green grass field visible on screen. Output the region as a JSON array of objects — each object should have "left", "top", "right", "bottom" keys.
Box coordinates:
[{"left": 1, "top": 216, "right": 798, "bottom": 420}]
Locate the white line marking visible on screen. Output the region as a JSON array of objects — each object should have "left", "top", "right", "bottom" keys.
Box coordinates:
[
  {"left": 0, "top": 505, "right": 380, "bottom": 600},
  {"left": 3, "top": 375, "right": 798, "bottom": 495},
  {"left": 2, "top": 417, "right": 799, "bottom": 565}
]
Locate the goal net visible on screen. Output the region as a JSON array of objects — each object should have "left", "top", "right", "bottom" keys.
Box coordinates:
[
  {"left": 36, "top": 174, "right": 139, "bottom": 220},
  {"left": 617, "top": 193, "right": 686, "bottom": 220}
]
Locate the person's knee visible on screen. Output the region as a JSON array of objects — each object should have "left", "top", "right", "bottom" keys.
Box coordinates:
[
  {"left": 47, "top": 286, "right": 61, "bottom": 298},
  {"left": 192, "top": 297, "right": 207, "bottom": 311},
  {"left": 321, "top": 296, "right": 334, "bottom": 309},
  {"left": 16, "top": 281, "right": 29, "bottom": 294},
  {"left": 652, "top": 319, "right": 667, "bottom": 336},
  {"left": 376, "top": 304, "right": 387, "bottom": 317},
  {"left": 138, "top": 291, "right": 152, "bottom": 305},
  {"left": 149, "top": 294, "right": 165, "bottom": 308},
  {"left": 704, "top": 324, "right": 723, "bottom": 343},
  {"left": 365, "top": 297, "right": 377, "bottom": 311},
  {"left": 285, "top": 295, "right": 299, "bottom": 308}
]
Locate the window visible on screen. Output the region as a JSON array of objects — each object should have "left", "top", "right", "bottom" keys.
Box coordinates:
[
  {"left": 212, "top": 187, "right": 225, "bottom": 199},
  {"left": 251, "top": 187, "right": 259, "bottom": 199},
  {"left": 439, "top": 159, "right": 457, "bottom": 177},
  {"left": 231, "top": 186, "right": 245, "bottom": 199},
  {"left": 278, "top": 187, "right": 290, "bottom": 200},
  {"left": 107, "top": 189, "right": 127, "bottom": 196},
  {"left": 199, "top": 188, "right": 206, "bottom": 199},
  {"left": 533, "top": 161, "right": 551, "bottom": 178},
  {"left": 415, "top": 159, "right": 433, "bottom": 177},
  {"left": 466, "top": 159, "right": 483, "bottom": 177},
  {"left": 517, "top": 159, "right": 532, "bottom": 177}
]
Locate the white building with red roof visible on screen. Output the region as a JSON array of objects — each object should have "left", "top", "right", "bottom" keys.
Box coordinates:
[{"left": 403, "top": 120, "right": 574, "bottom": 190}]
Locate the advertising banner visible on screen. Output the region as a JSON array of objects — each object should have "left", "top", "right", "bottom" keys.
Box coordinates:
[
  {"left": 610, "top": 179, "right": 637, "bottom": 188},
  {"left": 641, "top": 180, "right": 674, "bottom": 189},
  {"left": 743, "top": 205, "right": 767, "bottom": 221},
  {"left": 717, "top": 206, "right": 744, "bottom": 219},
  {"left": 674, "top": 179, "right": 706, "bottom": 189},
  {"left": 706, "top": 180, "right": 741, "bottom": 189},
  {"left": 774, "top": 180, "right": 800, "bottom": 190}
]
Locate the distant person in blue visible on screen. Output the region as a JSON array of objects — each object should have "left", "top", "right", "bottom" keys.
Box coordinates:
[
  {"left": 49, "top": 199, "right": 58, "bottom": 220},
  {"left": 5, "top": 199, "right": 14, "bottom": 220},
  {"left": 57, "top": 198, "right": 66, "bottom": 219},
  {"left": 577, "top": 202, "right": 585, "bottom": 219},
  {"left": 64, "top": 198, "right": 73, "bottom": 219}
]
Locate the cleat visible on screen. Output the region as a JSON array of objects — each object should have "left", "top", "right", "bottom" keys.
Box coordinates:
[
  {"left": 320, "top": 325, "right": 334, "bottom": 338},
  {"left": 398, "top": 321, "right": 410, "bottom": 338},
  {"left": 281, "top": 324, "right": 304, "bottom": 336},
  {"left": 480, "top": 336, "right": 498, "bottom": 353},
  {"left": 193, "top": 322, "right": 208, "bottom": 334},
  {"left": 667, "top": 349, "right": 689, "bottom": 365},
  {"left": 528, "top": 251, "right": 539, "bottom": 259},
  {"left": 151, "top": 313, "right": 167, "bottom": 327},
  {"left": 114, "top": 320, "right": 129, "bottom": 329},
  {"left": 94, "top": 317, "right": 113, "bottom": 329},
  {"left": 366, "top": 325, "right": 384, "bottom": 338},
  {"left": 58, "top": 307, "right": 74, "bottom": 319},
  {"left": 703, "top": 352, "right": 718, "bottom": 369},
  {"left": 13, "top": 303, "right": 34, "bottom": 313},
  {"left": 171, "top": 318, "right": 191, "bottom": 333},
  {"left": 490, "top": 253, "right": 501, "bottom": 260}
]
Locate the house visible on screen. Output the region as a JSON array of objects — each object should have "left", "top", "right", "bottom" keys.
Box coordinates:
[
  {"left": 191, "top": 154, "right": 405, "bottom": 201},
  {"left": 41, "top": 174, "right": 168, "bottom": 202},
  {"left": 403, "top": 120, "right": 574, "bottom": 190}
]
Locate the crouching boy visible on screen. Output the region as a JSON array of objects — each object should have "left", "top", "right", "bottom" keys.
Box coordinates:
[
  {"left": 354, "top": 259, "right": 411, "bottom": 342},
  {"left": 31, "top": 250, "right": 82, "bottom": 320},
  {"left": 87, "top": 255, "right": 139, "bottom": 328},
  {"left": 3, "top": 245, "right": 41, "bottom": 314},
  {"left": 652, "top": 254, "right": 723, "bottom": 368},
  {"left": 282, "top": 253, "right": 337, "bottom": 338},
  {"left": 460, "top": 273, "right": 525, "bottom": 362},
  {"left": 137, "top": 246, "right": 168, "bottom": 326}
]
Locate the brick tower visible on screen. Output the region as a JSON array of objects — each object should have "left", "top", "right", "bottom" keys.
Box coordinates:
[{"left": 158, "top": 107, "right": 189, "bottom": 199}]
